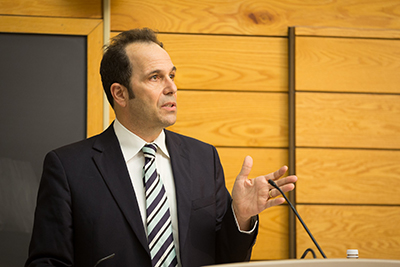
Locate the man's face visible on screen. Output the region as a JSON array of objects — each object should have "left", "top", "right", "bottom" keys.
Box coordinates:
[{"left": 124, "top": 42, "right": 177, "bottom": 135}]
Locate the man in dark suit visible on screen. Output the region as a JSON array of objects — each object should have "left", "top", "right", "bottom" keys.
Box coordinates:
[{"left": 26, "top": 28, "right": 297, "bottom": 267}]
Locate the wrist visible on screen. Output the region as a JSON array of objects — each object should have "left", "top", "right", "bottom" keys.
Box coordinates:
[{"left": 232, "top": 202, "right": 252, "bottom": 231}]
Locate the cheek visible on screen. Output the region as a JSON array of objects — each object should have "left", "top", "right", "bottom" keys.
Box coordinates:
[{"left": 137, "top": 91, "right": 158, "bottom": 104}]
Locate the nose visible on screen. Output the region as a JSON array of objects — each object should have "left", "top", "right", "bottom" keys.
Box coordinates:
[{"left": 164, "top": 77, "right": 177, "bottom": 95}]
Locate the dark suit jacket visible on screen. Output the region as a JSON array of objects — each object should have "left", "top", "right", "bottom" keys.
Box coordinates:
[{"left": 26, "top": 124, "right": 258, "bottom": 267}]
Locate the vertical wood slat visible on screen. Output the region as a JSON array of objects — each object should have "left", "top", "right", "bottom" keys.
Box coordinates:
[
  {"left": 287, "top": 26, "right": 297, "bottom": 259},
  {"left": 87, "top": 21, "right": 105, "bottom": 137}
]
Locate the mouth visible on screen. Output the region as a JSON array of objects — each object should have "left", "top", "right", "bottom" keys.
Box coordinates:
[
  {"left": 161, "top": 102, "right": 177, "bottom": 110},
  {"left": 163, "top": 103, "right": 175, "bottom": 107}
]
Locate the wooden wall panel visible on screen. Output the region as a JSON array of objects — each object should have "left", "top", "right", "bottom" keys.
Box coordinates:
[
  {"left": 159, "top": 34, "right": 287, "bottom": 92},
  {"left": 217, "top": 147, "right": 290, "bottom": 259},
  {"left": 295, "top": 26, "right": 400, "bottom": 39},
  {"left": 294, "top": 27, "right": 400, "bottom": 261},
  {"left": 217, "top": 147, "right": 288, "bottom": 192},
  {"left": 296, "top": 148, "right": 400, "bottom": 205},
  {"left": 254, "top": 206, "right": 289, "bottom": 260},
  {"left": 167, "top": 91, "right": 288, "bottom": 147},
  {"left": 296, "top": 205, "right": 400, "bottom": 259},
  {"left": 111, "top": 0, "right": 400, "bottom": 36},
  {"left": 0, "top": 0, "right": 101, "bottom": 18},
  {"left": 0, "top": 16, "right": 103, "bottom": 36},
  {"left": 296, "top": 37, "right": 400, "bottom": 93},
  {"left": 296, "top": 92, "right": 400, "bottom": 149},
  {"left": 109, "top": 32, "right": 288, "bottom": 92}
]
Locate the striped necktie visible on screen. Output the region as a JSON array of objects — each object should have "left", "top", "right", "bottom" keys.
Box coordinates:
[{"left": 142, "top": 143, "right": 178, "bottom": 267}]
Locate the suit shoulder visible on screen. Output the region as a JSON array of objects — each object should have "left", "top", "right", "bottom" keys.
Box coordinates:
[
  {"left": 165, "top": 130, "right": 214, "bottom": 149},
  {"left": 53, "top": 134, "right": 97, "bottom": 153},
  {"left": 50, "top": 127, "right": 112, "bottom": 159}
]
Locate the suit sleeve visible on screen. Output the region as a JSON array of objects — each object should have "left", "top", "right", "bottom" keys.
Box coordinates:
[
  {"left": 213, "top": 146, "right": 259, "bottom": 263},
  {"left": 25, "top": 151, "right": 74, "bottom": 267}
]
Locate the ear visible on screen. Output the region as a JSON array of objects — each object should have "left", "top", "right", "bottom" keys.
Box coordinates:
[{"left": 110, "top": 83, "right": 128, "bottom": 108}]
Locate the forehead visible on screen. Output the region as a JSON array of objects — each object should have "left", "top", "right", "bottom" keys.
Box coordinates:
[{"left": 125, "top": 42, "right": 174, "bottom": 75}]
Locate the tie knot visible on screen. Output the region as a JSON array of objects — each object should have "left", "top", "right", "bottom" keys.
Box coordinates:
[{"left": 142, "top": 143, "right": 157, "bottom": 158}]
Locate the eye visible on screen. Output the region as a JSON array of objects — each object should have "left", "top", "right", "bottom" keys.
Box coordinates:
[
  {"left": 169, "top": 73, "right": 175, "bottom": 81},
  {"left": 150, "top": 75, "right": 159, "bottom": 81}
]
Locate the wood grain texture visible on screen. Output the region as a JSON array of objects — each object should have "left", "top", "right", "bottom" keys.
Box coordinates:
[
  {"left": 296, "top": 205, "right": 400, "bottom": 260},
  {"left": 296, "top": 92, "right": 400, "bottom": 149},
  {"left": 167, "top": 91, "right": 288, "bottom": 147},
  {"left": 296, "top": 148, "right": 400, "bottom": 205},
  {"left": 109, "top": 32, "right": 288, "bottom": 92},
  {"left": 0, "top": 16, "right": 103, "bottom": 35},
  {"left": 296, "top": 37, "right": 400, "bottom": 93},
  {"left": 252, "top": 206, "right": 289, "bottom": 260},
  {"left": 295, "top": 26, "right": 400, "bottom": 39},
  {"left": 110, "top": 0, "right": 400, "bottom": 36},
  {"left": 217, "top": 147, "right": 288, "bottom": 193},
  {"left": 218, "top": 147, "right": 290, "bottom": 259},
  {"left": 0, "top": 0, "right": 102, "bottom": 18}
]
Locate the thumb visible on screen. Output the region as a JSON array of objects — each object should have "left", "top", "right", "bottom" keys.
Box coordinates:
[{"left": 236, "top": 155, "right": 253, "bottom": 182}]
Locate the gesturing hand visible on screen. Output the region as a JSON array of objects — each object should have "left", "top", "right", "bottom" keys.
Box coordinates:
[{"left": 231, "top": 156, "right": 298, "bottom": 230}]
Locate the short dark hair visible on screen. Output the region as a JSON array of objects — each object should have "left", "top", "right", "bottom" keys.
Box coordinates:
[{"left": 100, "top": 28, "right": 163, "bottom": 108}]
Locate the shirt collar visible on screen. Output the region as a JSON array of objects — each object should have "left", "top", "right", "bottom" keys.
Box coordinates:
[{"left": 113, "top": 118, "right": 170, "bottom": 162}]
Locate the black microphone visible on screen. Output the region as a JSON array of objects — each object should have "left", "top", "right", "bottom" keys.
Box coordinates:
[{"left": 268, "top": 179, "right": 327, "bottom": 259}]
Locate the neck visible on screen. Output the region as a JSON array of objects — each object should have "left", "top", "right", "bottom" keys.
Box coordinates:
[{"left": 116, "top": 116, "right": 162, "bottom": 143}]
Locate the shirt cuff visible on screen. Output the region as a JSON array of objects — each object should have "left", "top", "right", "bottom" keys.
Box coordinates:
[{"left": 231, "top": 203, "right": 258, "bottom": 234}]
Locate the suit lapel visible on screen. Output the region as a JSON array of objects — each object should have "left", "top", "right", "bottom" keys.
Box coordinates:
[
  {"left": 92, "top": 125, "right": 149, "bottom": 255},
  {"left": 165, "top": 131, "right": 192, "bottom": 252}
]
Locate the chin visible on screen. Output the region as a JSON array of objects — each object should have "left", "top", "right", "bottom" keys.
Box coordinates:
[
  {"left": 164, "top": 120, "right": 176, "bottom": 128},
  {"left": 162, "top": 116, "right": 177, "bottom": 127}
]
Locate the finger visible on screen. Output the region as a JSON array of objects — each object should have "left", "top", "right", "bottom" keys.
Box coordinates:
[
  {"left": 274, "top": 175, "right": 298, "bottom": 187},
  {"left": 269, "top": 188, "right": 278, "bottom": 199},
  {"left": 268, "top": 165, "right": 288, "bottom": 181},
  {"left": 276, "top": 183, "right": 295, "bottom": 195},
  {"left": 268, "top": 186, "right": 287, "bottom": 199},
  {"left": 236, "top": 155, "right": 253, "bottom": 182},
  {"left": 266, "top": 197, "right": 286, "bottom": 209},
  {"left": 269, "top": 181, "right": 296, "bottom": 199}
]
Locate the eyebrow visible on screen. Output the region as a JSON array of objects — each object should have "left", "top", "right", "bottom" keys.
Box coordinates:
[{"left": 146, "top": 66, "right": 177, "bottom": 77}]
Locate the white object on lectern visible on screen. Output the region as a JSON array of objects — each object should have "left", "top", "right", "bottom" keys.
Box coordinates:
[{"left": 347, "top": 249, "right": 359, "bottom": 259}]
